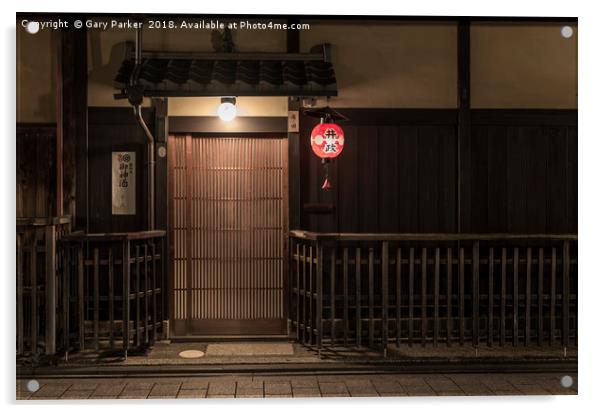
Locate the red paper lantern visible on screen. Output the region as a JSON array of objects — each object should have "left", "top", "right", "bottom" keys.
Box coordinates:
[{"left": 310, "top": 123, "right": 345, "bottom": 159}]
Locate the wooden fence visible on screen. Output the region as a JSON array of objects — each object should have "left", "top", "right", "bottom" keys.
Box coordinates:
[
  {"left": 59, "top": 231, "right": 167, "bottom": 358},
  {"left": 289, "top": 231, "right": 577, "bottom": 354},
  {"left": 16, "top": 217, "right": 71, "bottom": 358}
]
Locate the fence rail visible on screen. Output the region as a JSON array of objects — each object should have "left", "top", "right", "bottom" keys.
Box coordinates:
[
  {"left": 16, "top": 217, "right": 71, "bottom": 358},
  {"left": 289, "top": 231, "right": 577, "bottom": 354},
  {"left": 60, "top": 231, "right": 167, "bottom": 358}
]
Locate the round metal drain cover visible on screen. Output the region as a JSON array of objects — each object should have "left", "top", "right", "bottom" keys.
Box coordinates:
[{"left": 179, "top": 350, "right": 205, "bottom": 359}]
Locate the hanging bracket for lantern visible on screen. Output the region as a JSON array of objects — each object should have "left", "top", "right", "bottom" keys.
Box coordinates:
[{"left": 304, "top": 107, "right": 348, "bottom": 190}]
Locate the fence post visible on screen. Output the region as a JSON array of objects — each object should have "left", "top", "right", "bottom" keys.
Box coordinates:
[
  {"left": 381, "top": 241, "right": 389, "bottom": 355},
  {"left": 315, "top": 241, "right": 323, "bottom": 352},
  {"left": 45, "top": 225, "right": 57, "bottom": 356},
  {"left": 472, "top": 241, "right": 480, "bottom": 347}
]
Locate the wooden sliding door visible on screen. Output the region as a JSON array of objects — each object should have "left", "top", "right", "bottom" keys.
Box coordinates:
[{"left": 168, "top": 135, "right": 288, "bottom": 336}]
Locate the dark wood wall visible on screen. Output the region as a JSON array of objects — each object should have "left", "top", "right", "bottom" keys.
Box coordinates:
[
  {"left": 461, "top": 110, "right": 577, "bottom": 234},
  {"left": 87, "top": 107, "right": 154, "bottom": 233},
  {"left": 298, "top": 109, "right": 577, "bottom": 234},
  {"left": 16, "top": 124, "right": 57, "bottom": 218}
]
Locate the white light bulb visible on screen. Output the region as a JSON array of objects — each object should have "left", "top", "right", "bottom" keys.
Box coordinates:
[{"left": 217, "top": 102, "right": 237, "bottom": 122}]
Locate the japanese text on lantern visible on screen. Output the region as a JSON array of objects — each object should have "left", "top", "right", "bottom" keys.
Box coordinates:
[
  {"left": 112, "top": 151, "right": 136, "bottom": 215},
  {"left": 310, "top": 123, "right": 345, "bottom": 159}
]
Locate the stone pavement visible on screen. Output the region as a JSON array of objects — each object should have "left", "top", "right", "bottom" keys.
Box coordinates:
[{"left": 16, "top": 372, "right": 577, "bottom": 399}]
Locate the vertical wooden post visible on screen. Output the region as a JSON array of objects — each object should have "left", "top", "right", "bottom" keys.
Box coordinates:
[
  {"left": 108, "top": 247, "right": 115, "bottom": 348},
  {"left": 472, "top": 241, "right": 479, "bottom": 347},
  {"left": 525, "top": 248, "right": 532, "bottom": 346},
  {"left": 381, "top": 242, "right": 389, "bottom": 352},
  {"left": 500, "top": 248, "right": 507, "bottom": 346},
  {"left": 316, "top": 242, "right": 323, "bottom": 351},
  {"left": 330, "top": 248, "right": 336, "bottom": 344},
  {"left": 93, "top": 248, "right": 99, "bottom": 350},
  {"left": 45, "top": 225, "right": 57, "bottom": 355},
  {"left": 396, "top": 248, "right": 402, "bottom": 348},
  {"left": 343, "top": 248, "right": 349, "bottom": 346},
  {"left": 62, "top": 245, "right": 71, "bottom": 354},
  {"left": 368, "top": 248, "right": 374, "bottom": 348},
  {"left": 30, "top": 230, "right": 38, "bottom": 355},
  {"left": 408, "top": 247, "right": 415, "bottom": 347},
  {"left": 512, "top": 247, "right": 519, "bottom": 347},
  {"left": 446, "top": 247, "right": 453, "bottom": 347},
  {"left": 135, "top": 245, "right": 141, "bottom": 347},
  {"left": 122, "top": 240, "right": 131, "bottom": 356},
  {"left": 434, "top": 248, "right": 440, "bottom": 347},
  {"left": 17, "top": 233, "right": 24, "bottom": 355},
  {"left": 151, "top": 242, "right": 157, "bottom": 343},
  {"left": 459, "top": 247, "right": 465, "bottom": 346},
  {"left": 77, "top": 244, "right": 84, "bottom": 350},
  {"left": 144, "top": 244, "right": 150, "bottom": 344},
  {"left": 487, "top": 247, "right": 494, "bottom": 347},
  {"left": 538, "top": 247, "right": 544, "bottom": 346},
  {"left": 562, "top": 240, "right": 570, "bottom": 348},
  {"left": 421, "top": 247, "right": 427, "bottom": 347},
  {"left": 550, "top": 247, "right": 556, "bottom": 345},
  {"left": 355, "top": 247, "right": 361, "bottom": 347}
]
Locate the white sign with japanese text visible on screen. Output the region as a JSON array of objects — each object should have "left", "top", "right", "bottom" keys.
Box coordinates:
[{"left": 112, "top": 151, "right": 136, "bottom": 215}]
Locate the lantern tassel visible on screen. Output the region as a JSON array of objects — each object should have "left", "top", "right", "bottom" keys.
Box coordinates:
[{"left": 321, "top": 158, "right": 332, "bottom": 190}]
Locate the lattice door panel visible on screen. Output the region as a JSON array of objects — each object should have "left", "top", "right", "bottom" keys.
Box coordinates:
[{"left": 168, "top": 135, "right": 288, "bottom": 336}]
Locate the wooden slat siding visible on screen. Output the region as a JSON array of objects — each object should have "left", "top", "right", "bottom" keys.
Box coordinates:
[
  {"left": 458, "top": 247, "right": 465, "bottom": 346},
  {"left": 421, "top": 247, "right": 427, "bottom": 347},
  {"left": 122, "top": 240, "right": 130, "bottom": 355},
  {"left": 382, "top": 241, "right": 389, "bottom": 351},
  {"left": 525, "top": 248, "right": 532, "bottom": 346},
  {"left": 408, "top": 247, "right": 415, "bottom": 347},
  {"left": 296, "top": 243, "right": 301, "bottom": 341},
  {"left": 368, "top": 248, "right": 375, "bottom": 348},
  {"left": 355, "top": 247, "right": 361, "bottom": 347},
  {"left": 396, "top": 247, "right": 402, "bottom": 347},
  {"left": 500, "top": 248, "right": 507, "bottom": 346},
  {"left": 562, "top": 240, "right": 570, "bottom": 347},
  {"left": 550, "top": 247, "right": 556, "bottom": 345},
  {"left": 513, "top": 247, "right": 519, "bottom": 347},
  {"left": 45, "top": 225, "right": 57, "bottom": 355},
  {"left": 93, "top": 248, "right": 100, "bottom": 350},
  {"left": 30, "top": 230, "right": 38, "bottom": 355},
  {"left": 17, "top": 234, "right": 24, "bottom": 355},
  {"left": 302, "top": 244, "right": 307, "bottom": 343},
  {"left": 316, "top": 243, "right": 323, "bottom": 350},
  {"left": 108, "top": 248, "right": 114, "bottom": 348},
  {"left": 472, "top": 241, "right": 480, "bottom": 347},
  {"left": 78, "top": 245, "right": 84, "bottom": 350},
  {"left": 434, "top": 248, "right": 440, "bottom": 346},
  {"left": 144, "top": 244, "right": 149, "bottom": 344},
  {"left": 538, "top": 247, "right": 544, "bottom": 346},
  {"left": 330, "top": 248, "right": 336, "bottom": 344},
  {"left": 446, "top": 247, "right": 452, "bottom": 347},
  {"left": 135, "top": 245, "right": 141, "bottom": 347},
  {"left": 488, "top": 247, "right": 494, "bottom": 347},
  {"left": 343, "top": 247, "right": 349, "bottom": 346}
]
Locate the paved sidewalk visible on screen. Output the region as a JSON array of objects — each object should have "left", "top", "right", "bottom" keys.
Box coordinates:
[{"left": 16, "top": 372, "right": 577, "bottom": 399}]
